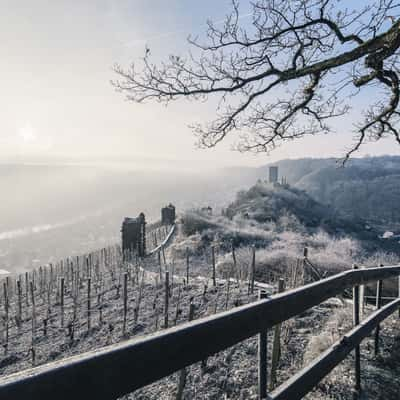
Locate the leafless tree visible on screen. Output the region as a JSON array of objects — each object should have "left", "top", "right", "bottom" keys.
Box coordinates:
[{"left": 112, "top": 0, "right": 400, "bottom": 161}]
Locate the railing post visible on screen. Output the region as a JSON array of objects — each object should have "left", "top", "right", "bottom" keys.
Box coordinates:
[
  {"left": 359, "top": 266, "right": 365, "bottom": 317},
  {"left": 374, "top": 264, "right": 384, "bottom": 356},
  {"left": 270, "top": 278, "right": 285, "bottom": 390},
  {"left": 258, "top": 290, "right": 268, "bottom": 399},
  {"left": 398, "top": 270, "right": 400, "bottom": 318},
  {"left": 353, "top": 264, "right": 361, "bottom": 397}
]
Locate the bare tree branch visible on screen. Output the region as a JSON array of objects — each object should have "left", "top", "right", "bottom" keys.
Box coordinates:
[{"left": 112, "top": 0, "right": 400, "bottom": 160}]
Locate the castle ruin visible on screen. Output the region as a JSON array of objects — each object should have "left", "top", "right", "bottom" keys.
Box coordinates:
[
  {"left": 161, "top": 204, "right": 176, "bottom": 225},
  {"left": 121, "top": 212, "right": 146, "bottom": 257},
  {"left": 269, "top": 166, "right": 279, "bottom": 183}
]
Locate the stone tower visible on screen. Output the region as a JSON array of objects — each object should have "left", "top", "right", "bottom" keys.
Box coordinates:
[
  {"left": 269, "top": 166, "right": 278, "bottom": 183},
  {"left": 161, "top": 204, "right": 176, "bottom": 225},
  {"left": 121, "top": 213, "right": 146, "bottom": 257}
]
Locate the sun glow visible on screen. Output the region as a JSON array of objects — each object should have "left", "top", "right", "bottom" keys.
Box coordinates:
[{"left": 18, "top": 123, "right": 36, "bottom": 143}]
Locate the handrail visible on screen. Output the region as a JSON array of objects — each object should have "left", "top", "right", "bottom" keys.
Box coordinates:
[
  {"left": 270, "top": 296, "right": 400, "bottom": 400},
  {"left": 146, "top": 223, "right": 176, "bottom": 256},
  {"left": 1, "top": 265, "right": 400, "bottom": 400}
]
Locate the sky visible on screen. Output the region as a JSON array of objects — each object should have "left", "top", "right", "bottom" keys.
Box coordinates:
[{"left": 1, "top": 0, "right": 400, "bottom": 168}]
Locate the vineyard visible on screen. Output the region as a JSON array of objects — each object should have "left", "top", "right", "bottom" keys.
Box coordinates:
[
  {"left": 3, "top": 213, "right": 400, "bottom": 400},
  {"left": 0, "top": 223, "right": 260, "bottom": 385},
  {"left": 1, "top": 217, "right": 332, "bottom": 400}
]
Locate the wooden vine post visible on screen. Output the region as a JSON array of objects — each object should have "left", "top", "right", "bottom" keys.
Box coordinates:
[
  {"left": 123, "top": 273, "right": 128, "bottom": 335},
  {"left": 186, "top": 248, "right": 190, "bottom": 286},
  {"left": 46, "top": 280, "right": 51, "bottom": 319},
  {"left": 258, "top": 290, "right": 268, "bottom": 399},
  {"left": 87, "top": 277, "right": 91, "bottom": 332},
  {"left": 158, "top": 251, "right": 162, "bottom": 281},
  {"left": 25, "top": 272, "right": 29, "bottom": 307},
  {"left": 39, "top": 266, "right": 43, "bottom": 299},
  {"left": 176, "top": 301, "right": 195, "bottom": 400},
  {"left": 60, "top": 277, "right": 65, "bottom": 328},
  {"left": 270, "top": 278, "right": 285, "bottom": 390},
  {"left": 3, "top": 282, "right": 9, "bottom": 353},
  {"left": 30, "top": 347, "right": 36, "bottom": 367},
  {"left": 302, "top": 247, "right": 308, "bottom": 276},
  {"left": 164, "top": 270, "right": 169, "bottom": 329},
  {"left": 98, "top": 281, "right": 103, "bottom": 325},
  {"left": 134, "top": 271, "right": 145, "bottom": 325},
  {"left": 30, "top": 281, "right": 36, "bottom": 340},
  {"left": 211, "top": 245, "right": 216, "bottom": 287},
  {"left": 17, "top": 279, "right": 22, "bottom": 326},
  {"left": 225, "top": 276, "right": 231, "bottom": 310},
  {"left": 43, "top": 318, "right": 48, "bottom": 336},
  {"left": 170, "top": 263, "right": 175, "bottom": 294},
  {"left": 353, "top": 264, "right": 361, "bottom": 396},
  {"left": 153, "top": 231, "right": 158, "bottom": 248},
  {"left": 32, "top": 270, "right": 36, "bottom": 292},
  {"left": 232, "top": 242, "right": 237, "bottom": 282},
  {"left": 251, "top": 245, "right": 256, "bottom": 295},
  {"left": 174, "top": 284, "right": 182, "bottom": 326}
]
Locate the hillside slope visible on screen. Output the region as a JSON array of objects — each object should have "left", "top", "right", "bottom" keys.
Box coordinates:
[
  {"left": 256, "top": 156, "right": 400, "bottom": 229},
  {"left": 223, "top": 181, "right": 393, "bottom": 254}
]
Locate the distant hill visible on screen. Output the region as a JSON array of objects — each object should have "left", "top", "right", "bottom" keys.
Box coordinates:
[
  {"left": 224, "top": 181, "right": 399, "bottom": 254},
  {"left": 256, "top": 156, "right": 400, "bottom": 229},
  {"left": 225, "top": 181, "right": 364, "bottom": 234}
]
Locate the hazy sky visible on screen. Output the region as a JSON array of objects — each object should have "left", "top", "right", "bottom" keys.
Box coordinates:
[{"left": 1, "top": 0, "right": 400, "bottom": 167}]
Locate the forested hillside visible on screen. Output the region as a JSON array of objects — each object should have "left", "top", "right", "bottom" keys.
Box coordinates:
[
  {"left": 257, "top": 156, "right": 400, "bottom": 229},
  {"left": 222, "top": 181, "right": 399, "bottom": 255}
]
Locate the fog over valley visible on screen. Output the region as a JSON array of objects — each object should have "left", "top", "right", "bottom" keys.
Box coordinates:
[
  {"left": 3, "top": 155, "right": 400, "bottom": 274},
  {"left": 0, "top": 163, "right": 256, "bottom": 273}
]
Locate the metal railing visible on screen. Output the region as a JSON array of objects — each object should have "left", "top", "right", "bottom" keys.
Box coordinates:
[{"left": 1, "top": 265, "right": 399, "bottom": 400}]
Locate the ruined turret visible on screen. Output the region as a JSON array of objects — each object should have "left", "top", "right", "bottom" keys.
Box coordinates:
[
  {"left": 269, "top": 166, "right": 278, "bottom": 183},
  {"left": 161, "top": 204, "right": 176, "bottom": 225},
  {"left": 121, "top": 213, "right": 146, "bottom": 257}
]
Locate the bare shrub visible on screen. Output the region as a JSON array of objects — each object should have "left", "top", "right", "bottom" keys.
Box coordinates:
[
  {"left": 170, "top": 233, "right": 203, "bottom": 258},
  {"left": 302, "top": 303, "right": 354, "bottom": 399},
  {"left": 216, "top": 247, "right": 253, "bottom": 280},
  {"left": 303, "top": 305, "right": 352, "bottom": 366},
  {"left": 306, "top": 231, "right": 360, "bottom": 273},
  {"left": 181, "top": 211, "right": 217, "bottom": 236},
  {"left": 362, "top": 251, "right": 400, "bottom": 267}
]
